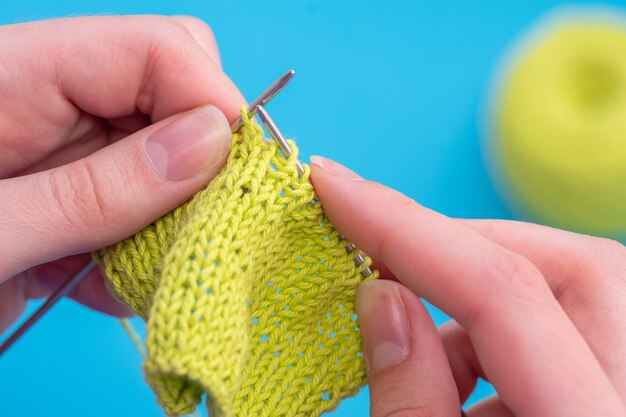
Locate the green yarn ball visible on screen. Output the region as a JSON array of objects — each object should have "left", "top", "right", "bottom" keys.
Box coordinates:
[{"left": 488, "top": 8, "right": 626, "bottom": 238}]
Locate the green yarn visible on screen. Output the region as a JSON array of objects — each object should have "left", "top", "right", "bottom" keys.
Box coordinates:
[
  {"left": 95, "top": 109, "right": 377, "bottom": 416},
  {"left": 120, "top": 318, "right": 146, "bottom": 357},
  {"left": 489, "top": 9, "right": 626, "bottom": 238}
]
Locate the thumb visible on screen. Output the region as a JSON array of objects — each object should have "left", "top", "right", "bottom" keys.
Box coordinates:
[
  {"left": 0, "top": 105, "right": 231, "bottom": 280},
  {"left": 356, "top": 279, "right": 462, "bottom": 417}
]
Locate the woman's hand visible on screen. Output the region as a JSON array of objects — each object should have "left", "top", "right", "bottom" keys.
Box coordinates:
[
  {"left": 311, "top": 156, "right": 626, "bottom": 417},
  {"left": 0, "top": 15, "right": 244, "bottom": 332}
]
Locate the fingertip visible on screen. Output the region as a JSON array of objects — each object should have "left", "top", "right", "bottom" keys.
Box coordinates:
[
  {"left": 356, "top": 279, "right": 411, "bottom": 373},
  {"left": 309, "top": 155, "right": 328, "bottom": 187},
  {"left": 309, "top": 155, "right": 362, "bottom": 180},
  {"left": 310, "top": 157, "right": 403, "bottom": 265},
  {"left": 309, "top": 155, "right": 368, "bottom": 221},
  {"left": 362, "top": 280, "right": 462, "bottom": 417}
]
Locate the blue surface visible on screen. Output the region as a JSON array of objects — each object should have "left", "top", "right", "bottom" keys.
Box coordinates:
[{"left": 2, "top": 1, "right": 624, "bottom": 416}]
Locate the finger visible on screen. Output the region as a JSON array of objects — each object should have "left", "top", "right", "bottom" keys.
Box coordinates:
[
  {"left": 356, "top": 280, "right": 461, "bottom": 417},
  {"left": 170, "top": 15, "right": 222, "bottom": 67},
  {"left": 0, "top": 277, "right": 27, "bottom": 334},
  {"left": 379, "top": 244, "right": 485, "bottom": 402},
  {"left": 0, "top": 255, "right": 133, "bottom": 334},
  {"left": 311, "top": 156, "right": 624, "bottom": 416},
  {"left": 28, "top": 13, "right": 227, "bottom": 174},
  {"left": 15, "top": 115, "right": 110, "bottom": 176},
  {"left": 439, "top": 320, "right": 484, "bottom": 404},
  {"left": 14, "top": 15, "right": 228, "bottom": 176},
  {"left": 0, "top": 105, "right": 231, "bottom": 280},
  {"left": 0, "top": 254, "right": 130, "bottom": 335},
  {"left": 27, "top": 254, "right": 132, "bottom": 317},
  {"left": 459, "top": 219, "right": 626, "bottom": 397},
  {"left": 467, "top": 396, "right": 514, "bottom": 417},
  {"left": 458, "top": 219, "right": 626, "bottom": 292},
  {"left": 19, "top": 110, "right": 156, "bottom": 176},
  {"left": 388, "top": 221, "right": 626, "bottom": 402},
  {"left": 0, "top": 15, "right": 244, "bottom": 175},
  {"left": 42, "top": 15, "right": 241, "bottom": 121}
]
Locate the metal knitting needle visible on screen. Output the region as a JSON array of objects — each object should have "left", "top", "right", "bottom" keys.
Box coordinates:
[
  {"left": 0, "top": 70, "right": 368, "bottom": 358},
  {"left": 230, "top": 69, "right": 295, "bottom": 132},
  {"left": 0, "top": 259, "right": 97, "bottom": 357},
  {"left": 230, "top": 70, "right": 305, "bottom": 175},
  {"left": 0, "top": 71, "right": 298, "bottom": 358},
  {"left": 254, "top": 92, "right": 372, "bottom": 277},
  {"left": 257, "top": 105, "right": 305, "bottom": 176}
]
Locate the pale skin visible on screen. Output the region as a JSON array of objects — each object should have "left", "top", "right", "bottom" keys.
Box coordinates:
[
  {"left": 310, "top": 157, "right": 626, "bottom": 416},
  {"left": 1, "top": 16, "right": 625, "bottom": 417},
  {"left": 0, "top": 15, "right": 244, "bottom": 327}
]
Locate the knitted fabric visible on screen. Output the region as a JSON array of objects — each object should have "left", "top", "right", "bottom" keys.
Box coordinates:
[{"left": 96, "top": 109, "right": 377, "bottom": 417}]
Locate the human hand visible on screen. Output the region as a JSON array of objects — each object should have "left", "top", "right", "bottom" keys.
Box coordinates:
[
  {"left": 311, "top": 156, "right": 626, "bottom": 416},
  {"left": 0, "top": 15, "right": 244, "bottom": 333}
]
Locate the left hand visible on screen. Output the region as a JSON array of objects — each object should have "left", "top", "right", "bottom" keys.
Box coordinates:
[{"left": 0, "top": 15, "right": 244, "bottom": 333}]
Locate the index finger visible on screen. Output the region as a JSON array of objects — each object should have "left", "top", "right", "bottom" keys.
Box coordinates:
[
  {"left": 3, "top": 15, "right": 244, "bottom": 123},
  {"left": 310, "top": 157, "right": 624, "bottom": 417}
]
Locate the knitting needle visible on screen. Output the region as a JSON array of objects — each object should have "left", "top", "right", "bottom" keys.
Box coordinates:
[
  {"left": 256, "top": 104, "right": 305, "bottom": 176},
  {"left": 0, "top": 71, "right": 297, "bottom": 358},
  {"left": 0, "top": 71, "right": 297, "bottom": 357},
  {"left": 0, "top": 259, "right": 97, "bottom": 357},
  {"left": 231, "top": 70, "right": 305, "bottom": 174},
  {"left": 230, "top": 69, "right": 295, "bottom": 132},
  {"left": 0, "top": 71, "right": 293, "bottom": 357},
  {"left": 255, "top": 101, "right": 372, "bottom": 277},
  {"left": 0, "top": 70, "right": 366, "bottom": 358}
]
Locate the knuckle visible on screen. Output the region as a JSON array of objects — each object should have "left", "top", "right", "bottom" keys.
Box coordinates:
[
  {"left": 132, "top": 17, "right": 208, "bottom": 113},
  {"left": 49, "top": 159, "right": 113, "bottom": 231},
  {"left": 168, "top": 15, "right": 217, "bottom": 46},
  {"left": 592, "top": 237, "right": 626, "bottom": 281},
  {"left": 385, "top": 189, "right": 421, "bottom": 211},
  {"left": 133, "top": 15, "right": 197, "bottom": 48},
  {"left": 124, "top": 15, "right": 181, "bottom": 41},
  {"left": 171, "top": 15, "right": 215, "bottom": 38},
  {"left": 488, "top": 250, "right": 544, "bottom": 294},
  {"left": 594, "top": 237, "right": 626, "bottom": 264},
  {"left": 376, "top": 189, "right": 421, "bottom": 260},
  {"left": 464, "top": 251, "right": 547, "bottom": 329}
]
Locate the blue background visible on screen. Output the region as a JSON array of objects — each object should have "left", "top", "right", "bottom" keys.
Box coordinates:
[{"left": 1, "top": 1, "right": 624, "bottom": 416}]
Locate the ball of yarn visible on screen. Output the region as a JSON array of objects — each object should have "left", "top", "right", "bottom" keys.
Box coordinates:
[{"left": 487, "top": 9, "right": 626, "bottom": 238}]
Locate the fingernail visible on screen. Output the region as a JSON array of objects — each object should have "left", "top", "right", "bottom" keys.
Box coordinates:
[
  {"left": 310, "top": 155, "right": 362, "bottom": 180},
  {"left": 356, "top": 280, "right": 411, "bottom": 372},
  {"left": 145, "top": 105, "right": 231, "bottom": 181}
]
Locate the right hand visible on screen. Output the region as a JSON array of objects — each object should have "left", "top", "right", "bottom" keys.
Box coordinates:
[{"left": 311, "top": 155, "right": 626, "bottom": 417}]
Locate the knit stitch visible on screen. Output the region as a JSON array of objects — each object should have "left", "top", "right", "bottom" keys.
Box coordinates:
[{"left": 96, "top": 109, "right": 377, "bottom": 417}]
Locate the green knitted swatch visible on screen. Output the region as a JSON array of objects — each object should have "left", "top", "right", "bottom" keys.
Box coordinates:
[{"left": 96, "top": 110, "right": 377, "bottom": 417}]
